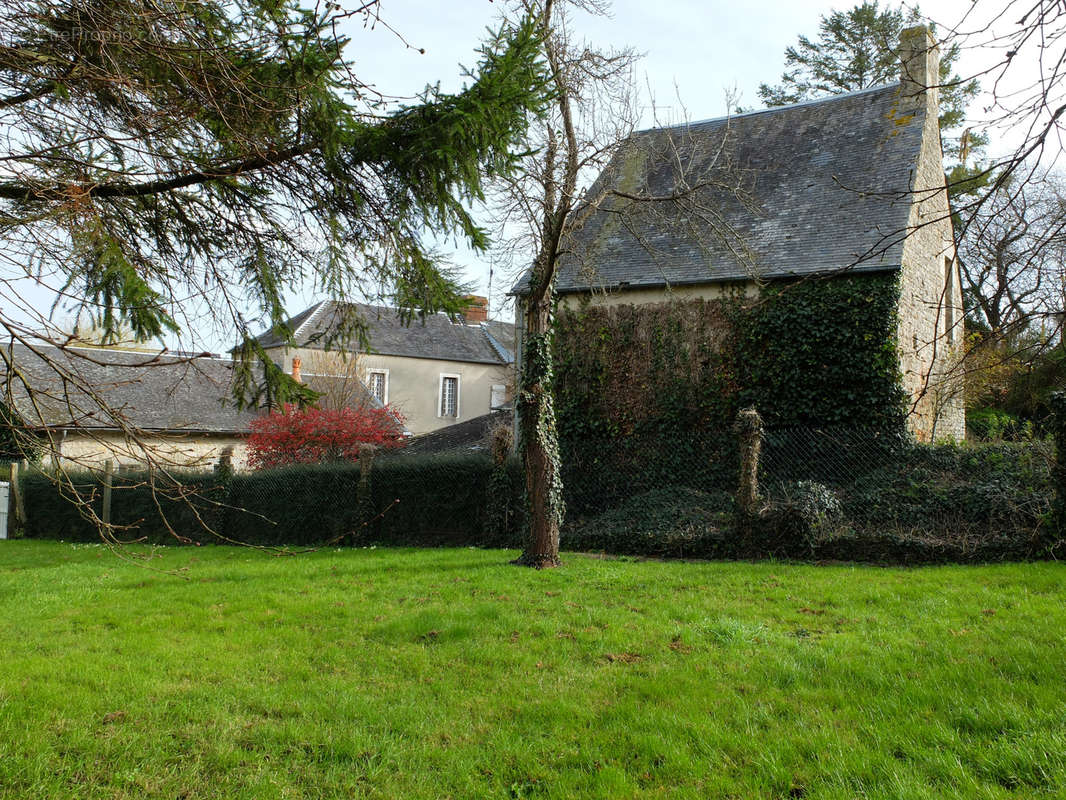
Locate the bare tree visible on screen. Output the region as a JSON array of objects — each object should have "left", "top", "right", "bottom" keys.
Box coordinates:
[
  {"left": 936, "top": 3, "right": 1066, "bottom": 212},
  {"left": 959, "top": 168, "right": 1066, "bottom": 339},
  {"left": 495, "top": 0, "right": 752, "bottom": 567},
  {"left": 490, "top": 0, "right": 634, "bottom": 567}
]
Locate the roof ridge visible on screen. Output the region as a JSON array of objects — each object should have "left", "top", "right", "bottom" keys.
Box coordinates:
[
  {"left": 293, "top": 299, "right": 331, "bottom": 344},
  {"left": 638, "top": 81, "right": 901, "bottom": 134},
  {"left": 479, "top": 323, "right": 511, "bottom": 364},
  {"left": 15, "top": 342, "right": 239, "bottom": 365}
]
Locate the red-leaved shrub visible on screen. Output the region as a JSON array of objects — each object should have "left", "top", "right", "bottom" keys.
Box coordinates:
[{"left": 247, "top": 404, "right": 406, "bottom": 469}]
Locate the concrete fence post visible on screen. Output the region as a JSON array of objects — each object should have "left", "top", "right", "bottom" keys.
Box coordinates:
[
  {"left": 8, "top": 461, "right": 24, "bottom": 534},
  {"left": 486, "top": 425, "right": 516, "bottom": 543},
  {"left": 735, "top": 407, "right": 764, "bottom": 517},
  {"left": 491, "top": 424, "right": 513, "bottom": 468},
  {"left": 102, "top": 459, "right": 114, "bottom": 527}
]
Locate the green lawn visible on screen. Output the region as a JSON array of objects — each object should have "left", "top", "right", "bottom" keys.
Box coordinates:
[{"left": 1, "top": 542, "right": 1065, "bottom": 799}]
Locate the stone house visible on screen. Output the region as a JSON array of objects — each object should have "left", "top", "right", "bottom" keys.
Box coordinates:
[
  {"left": 256, "top": 297, "right": 516, "bottom": 435},
  {"left": 4, "top": 344, "right": 261, "bottom": 469},
  {"left": 514, "top": 27, "right": 964, "bottom": 442}
]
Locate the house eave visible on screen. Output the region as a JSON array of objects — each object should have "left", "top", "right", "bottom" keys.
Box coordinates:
[
  {"left": 31, "top": 425, "right": 251, "bottom": 436},
  {"left": 509, "top": 263, "right": 902, "bottom": 298}
]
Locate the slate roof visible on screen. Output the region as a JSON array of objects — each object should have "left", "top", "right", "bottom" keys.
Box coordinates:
[
  {"left": 402, "top": 409, "right": 511, "bottom": 455},
  {"left": 512, "top": 83, "right": 925, "bottom": 295},
  {"left": 4, "top": 344, "right": 260, "bottom": 433},
  {"left": 481, "top": 319, "right": 517, "bottom": 363},
  {"left": 255, "top": 300, "right": 516, "bottom": 366}
]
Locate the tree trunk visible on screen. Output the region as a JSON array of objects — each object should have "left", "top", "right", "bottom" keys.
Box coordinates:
[{"left": 514, "top": 296, "right": 563, "bottom": 568}]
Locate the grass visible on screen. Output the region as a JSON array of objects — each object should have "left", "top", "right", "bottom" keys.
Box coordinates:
[{"left": 1, "top": 542, "right": 1065, "bottom": 799}]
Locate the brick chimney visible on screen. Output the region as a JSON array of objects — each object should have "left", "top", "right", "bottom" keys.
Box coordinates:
[
  {"left": 899, "top": 25, "right": 939, "bottom": 110},
  {"left": 291, "top": 356, "right": 302, "bottom": 383},
  {"left": 463, "top": 295, "right": 489, "bottom": 324}
]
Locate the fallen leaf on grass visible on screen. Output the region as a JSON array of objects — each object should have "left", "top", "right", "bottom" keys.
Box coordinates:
[
  {"left": 604, "top": 652, "right": 642, "bottom": 664},
  {"left": 669, "top": 635, "right": 692, "bottom": 654}
]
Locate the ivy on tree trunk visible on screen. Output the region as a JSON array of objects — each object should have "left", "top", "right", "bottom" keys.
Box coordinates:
[{"left": 515, "top": 295, "right": 564, "bottom": 568}]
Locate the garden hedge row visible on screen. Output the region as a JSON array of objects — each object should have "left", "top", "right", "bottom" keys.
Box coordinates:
[
  {"left": 16, "top": 436, "right": 1063, "bottom": 564},
  {"left": 21, "top": 453, "right": 525, "bottom": 549}
]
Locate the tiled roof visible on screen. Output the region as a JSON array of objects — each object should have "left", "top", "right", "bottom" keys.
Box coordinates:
[
  {"left": 513, "top": 83, "right": 925, "bottom": 295},
  {"left": 255, "top": 301, "right": 516, "bottom": 365},
  {"left": 5, "top": 344, "right": 260, "bottom": 433}
]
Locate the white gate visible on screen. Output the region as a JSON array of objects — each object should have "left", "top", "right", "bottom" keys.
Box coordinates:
[{"left": 0, "top": 481, "right": 8, "bottom": 539}]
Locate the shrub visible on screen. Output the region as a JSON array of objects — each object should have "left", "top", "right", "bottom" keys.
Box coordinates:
[
  {"left": 778, "top": 480, "right": 842, "bottom": 524},
  {"left": 562, "top": 487, "right": 733, "bottom": 558},
  {"left": 247, "top": 404, "right": 406, "bottom": 469},
  {"left": 841, "top": 441, "right": 1055, "bottom": 540},
  {"left": 967, "top": 407, "right": 1033, "bottom": 441}
]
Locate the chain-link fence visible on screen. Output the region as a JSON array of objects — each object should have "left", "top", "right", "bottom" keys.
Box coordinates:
[
  {"left": 759, "top": 426, "right": 1057, "bottom": 546},
  {"left": 16, "top": 414, "right": 1064, "bottom": 561},
  {"left": 560, "top": 430, "right": 737, "bottom": 518}
]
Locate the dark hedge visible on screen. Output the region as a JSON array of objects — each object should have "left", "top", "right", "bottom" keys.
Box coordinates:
[
  {"left": 17, "top": 436, "right": 1062, "bottom": 564},
  {"left": 21, "top": 469, "right": 227, "bottom": 544},
  {"left": 20, "top": 453, "right": 524, "bottom": 549}
]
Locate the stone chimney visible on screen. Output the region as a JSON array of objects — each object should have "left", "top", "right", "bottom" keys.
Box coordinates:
[
  {"left": 463, "top": 295, "right": 489, "bottom": 324},
  {"left": 899, "top": 25, "right": 939, "bottom": 110},
  {"left": 291, "top": 356, "right": 302, "bottom": 383}
]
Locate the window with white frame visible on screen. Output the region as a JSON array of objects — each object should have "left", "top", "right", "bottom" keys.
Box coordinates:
[
  {"left": 439, "top": 374, "right": 459, "bottom": 418},
  {"left": 368, "top": 369, "right": 388, "bottom": 405}
]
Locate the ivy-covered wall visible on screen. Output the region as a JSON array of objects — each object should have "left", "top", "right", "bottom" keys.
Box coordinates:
[{"left": 554, "top": 273, "right": 908, "bottom": 439}]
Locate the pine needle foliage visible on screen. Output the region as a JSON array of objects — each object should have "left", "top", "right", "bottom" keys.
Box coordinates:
[{"left": 0, "top": 0, "right": 552, "bottom": 407}]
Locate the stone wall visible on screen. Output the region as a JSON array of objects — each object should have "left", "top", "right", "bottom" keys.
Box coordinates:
[
  {"left": 53, "top": 430, "right": 250, "bottom": 471},
  {"left": 895, "top": 27, "right": 966, "bottom": 442}
]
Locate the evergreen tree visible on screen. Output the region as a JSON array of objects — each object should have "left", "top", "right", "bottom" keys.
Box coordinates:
[
  {"left": 0, "top": 0, "right": 552, "bottom": 412},
  {"left": 757, "top": 2, "right": 983, "bottom": 164}
]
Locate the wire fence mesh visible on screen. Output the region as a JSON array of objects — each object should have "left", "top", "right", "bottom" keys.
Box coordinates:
[
  {"left": 16, "top": 418, "right": 1062, "bottom": 561},
  {"left": 760, "top": 426, "right": 1056, "bottom": 545},
  {"left": 560, "top": 430, "right": 737, "bottom": 519}
]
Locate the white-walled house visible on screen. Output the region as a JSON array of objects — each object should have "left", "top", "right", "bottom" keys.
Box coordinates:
[{"left": 255, "top": 297, "right": 516, "bottom": 435}]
